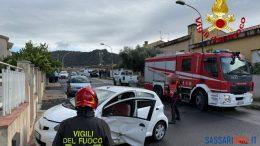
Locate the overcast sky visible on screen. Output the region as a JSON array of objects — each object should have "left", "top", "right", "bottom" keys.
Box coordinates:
[{"left": 0, "top": 0, "right": 260, "bottom": 53}]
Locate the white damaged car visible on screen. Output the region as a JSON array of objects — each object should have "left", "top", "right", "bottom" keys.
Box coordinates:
[{"left": 34, "top": 86, "right": 168, "bottom": 146}]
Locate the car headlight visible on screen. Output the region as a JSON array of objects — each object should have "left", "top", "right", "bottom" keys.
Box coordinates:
[
  {"left": 54, "top": 124, "right": 60, "bottom": 131},
  {"left": 224, "top": 95, "right": 231, "bottom": 103}
]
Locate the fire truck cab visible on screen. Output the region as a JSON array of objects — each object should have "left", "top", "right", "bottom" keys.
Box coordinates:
[{"left": 144, "top": 51, "right": 254, "bottom": 110}]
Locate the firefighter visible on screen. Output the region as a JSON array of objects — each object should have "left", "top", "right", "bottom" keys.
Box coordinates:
[
  {"left": 53, "top": 87, "right": 114, "bottom": 146},
  {"left": 168, "top": 73, "right": 181, "bottom": 124}
]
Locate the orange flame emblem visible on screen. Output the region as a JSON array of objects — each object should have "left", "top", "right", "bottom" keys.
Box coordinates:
[{"left": 206, "top": 0, "right": 235, "bottom": 32}]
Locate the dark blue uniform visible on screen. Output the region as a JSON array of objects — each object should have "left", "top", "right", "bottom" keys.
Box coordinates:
[{"left": 53, "top": 110, "right": 114, "bottom": 146}]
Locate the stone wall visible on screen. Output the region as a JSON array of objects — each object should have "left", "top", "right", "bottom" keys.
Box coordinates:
[
  {"left": 0, "top": 61, "right": 46, "bottom": 146},
  {"left": 0, "top": 103, "right": 30, "bottom": 146}
]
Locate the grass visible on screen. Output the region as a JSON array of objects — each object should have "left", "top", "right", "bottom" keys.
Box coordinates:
[
  {"left": 244, "top": 103, "right": 260, "bottom": 110},
  {"left": 253, "top": 97, "right": 260, "bottom": 102}
]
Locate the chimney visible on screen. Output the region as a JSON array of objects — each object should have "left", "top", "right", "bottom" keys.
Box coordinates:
[{"left": 188, "top": 23, "right": 201, "bottom": 45}]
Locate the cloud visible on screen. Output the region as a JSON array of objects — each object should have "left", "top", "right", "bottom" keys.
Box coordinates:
[
  {"left": 1, "top": 0, "right": 260, "bottom": 53},
  {"left": 56, "top": 41, "right": 71, "bottom": 50}
]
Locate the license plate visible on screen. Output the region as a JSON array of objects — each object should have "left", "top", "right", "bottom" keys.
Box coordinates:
[
  {"left": 237, "top": 101, "right": 244, "bottom": 105},
  {"left": 35, "top": 131, "right": 41, "bottom": 140}
]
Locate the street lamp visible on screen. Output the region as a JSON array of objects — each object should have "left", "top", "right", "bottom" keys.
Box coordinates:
[
  {"left": 175, "top": 0, "right": 204, "bottom": 53},
  {"left": 61, "top": 52, "right": 73, "bottom": 70},
  {"left": 100, "top": 43, "right": 114, "bottom": 77}
]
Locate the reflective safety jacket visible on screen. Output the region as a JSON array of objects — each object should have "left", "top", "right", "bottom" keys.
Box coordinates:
[{"left": 52, "top": 110, "right": 114, "bottom": 146}]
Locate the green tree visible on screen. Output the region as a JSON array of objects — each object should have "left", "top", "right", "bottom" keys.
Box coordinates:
[
  {"left": 119, "top": 45, "right": 161, "bottom": 73},
  {"left": 253, "top": 62, "right": 260, "bottom": 74},
  {"left": 4, "top": 41, "right": 61, "bottom": 75}
]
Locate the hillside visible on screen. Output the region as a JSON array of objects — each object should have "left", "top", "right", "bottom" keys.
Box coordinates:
[{"left": 51, "top": 49, "right": 120, "bottom": 67}]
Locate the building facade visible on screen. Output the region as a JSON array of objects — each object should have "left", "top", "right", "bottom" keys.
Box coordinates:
[
  {"left": 143, "top": 40, "right": 165, "bottom": 48},
  {"left": 156, "top": 24, "right": 260, "bottom": 63},
  {"left": 0, "top": 35, "right": 13, "bottom": 60}
]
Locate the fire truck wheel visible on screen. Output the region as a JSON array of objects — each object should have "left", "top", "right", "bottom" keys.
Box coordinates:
[
  {"left": 195, "top": 91, "right": 208, "bottom": 111},
  {"left": 153, "top": 86, "right": 163, "bottom": 98}
]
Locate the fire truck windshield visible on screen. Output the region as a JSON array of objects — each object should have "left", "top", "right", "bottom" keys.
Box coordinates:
[{"left": 221, "top": 57, "right": 250, "bottom": 75}]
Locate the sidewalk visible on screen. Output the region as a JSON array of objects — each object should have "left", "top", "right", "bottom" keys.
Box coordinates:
[
  {"left": 43, "top": 89, "right": 66, "bottom": 100},
  {"left": 27, "top": 83, "right": 67, "bottom": 146},
  {"left": 45, "top": 82, "right": 62, "bottom": 90},
  {"left": 42, "top": 82, "right": 67, "bottom": 110},
  {"left": 93, "top": 77, "right": 113, "bottom": 84}
]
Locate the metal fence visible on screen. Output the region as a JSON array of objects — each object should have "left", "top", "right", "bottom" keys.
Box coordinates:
[{"left": 0, "top": 61, "right": 25, "bottom": 116}]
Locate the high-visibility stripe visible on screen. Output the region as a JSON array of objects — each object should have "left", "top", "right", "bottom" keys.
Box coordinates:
[
  {"left": 148, "top": 66, "right": 223, "bottom": 82},
  {"left": 147, "top": 66, "right": 229, "bottom": 93}
]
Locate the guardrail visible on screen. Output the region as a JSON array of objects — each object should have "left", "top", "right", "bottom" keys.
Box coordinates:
[{"left": 0, "top": 61, "right": 25, "bottom": 116}]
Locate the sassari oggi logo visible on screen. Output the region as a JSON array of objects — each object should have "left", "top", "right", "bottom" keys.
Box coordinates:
[{"left": 204, "top": 136, "right": 257, "bottom": 145}]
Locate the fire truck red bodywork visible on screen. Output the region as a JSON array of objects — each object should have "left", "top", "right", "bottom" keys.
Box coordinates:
[{"left": 144, "top": 52, "right": 253, "bottom": 109}]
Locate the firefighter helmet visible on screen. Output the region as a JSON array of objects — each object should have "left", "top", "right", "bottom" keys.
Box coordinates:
[{"left": 75, "top": 87, "right": 98, "bottom": 109}]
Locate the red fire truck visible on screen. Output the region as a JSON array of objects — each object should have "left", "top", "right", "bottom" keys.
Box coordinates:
[{"left": 144, "top": 51, "right": 254, "bottom": 110}]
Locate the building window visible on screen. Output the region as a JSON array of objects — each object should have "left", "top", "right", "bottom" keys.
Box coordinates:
[{"left": 182, "top": 58, "right": 191, "bottom": 72}]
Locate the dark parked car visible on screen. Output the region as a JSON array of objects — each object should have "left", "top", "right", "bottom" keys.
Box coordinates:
[
  {"left": 48, "top": 73, "right": 58, "bottom": 83},
  {"left": 90, "top": 70, "right": 99, "bottom": 77}
]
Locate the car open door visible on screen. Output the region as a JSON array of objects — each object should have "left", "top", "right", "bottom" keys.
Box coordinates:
[{"left": 102, "top": 97, "right": 156, "bottom": 146}]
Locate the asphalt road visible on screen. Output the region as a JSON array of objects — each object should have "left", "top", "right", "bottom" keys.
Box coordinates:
[{"left": 60, "top": 78, "right": 260, "bottom": 146}]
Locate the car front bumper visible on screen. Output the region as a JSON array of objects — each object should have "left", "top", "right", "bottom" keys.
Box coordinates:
[
  {"left": 208, "top": 92, "right": 253, "bottom": 107},
  {"left": 34, "top": 117, "right": 58, "bottom": 146}
]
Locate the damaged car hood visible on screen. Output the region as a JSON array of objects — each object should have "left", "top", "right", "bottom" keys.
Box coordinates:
[{"left": 43, "top": 104, "right": 76, "bottom": 122}]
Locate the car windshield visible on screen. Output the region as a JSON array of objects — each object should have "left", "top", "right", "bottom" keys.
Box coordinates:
[
  {"left": 60, "top": 71, "right": 67, "bottom": 74},
  {"left": 69, "top": 76, "right": 90, "bottom": 83},
  {"left": 221, "top": 57, "right": 250, "bottom": 75},
  {"left": 63, "top": 89, "right": 116, "bottom": 109}
]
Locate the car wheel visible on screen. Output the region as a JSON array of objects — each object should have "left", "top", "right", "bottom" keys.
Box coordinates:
[
  {"left": 152, "top": 121, "right": 166, "bottom": 141},
  {"left": 195, "top": 91, "right": 208, "bottom": 111}
]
